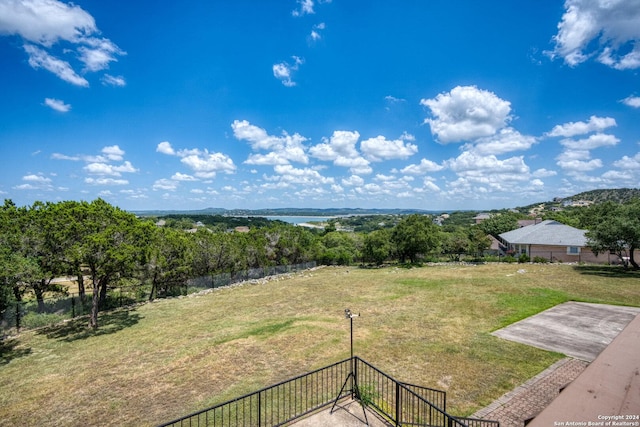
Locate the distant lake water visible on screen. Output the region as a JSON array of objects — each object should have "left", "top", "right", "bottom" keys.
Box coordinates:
[{"left": 262, "top": 216, "right": 334, "bottom": 224}]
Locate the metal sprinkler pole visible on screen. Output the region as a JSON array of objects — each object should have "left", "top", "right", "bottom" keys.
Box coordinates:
[{"left": 350, "top": 313, "right": 354, "bottom": 360}]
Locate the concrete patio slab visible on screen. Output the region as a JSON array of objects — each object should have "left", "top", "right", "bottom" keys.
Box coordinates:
[
  {"left": 290, "top": 399, "right": 393, "bottom": 427},
  {"left": 492, "top": 301, "right": 640, "bottom": 361}
]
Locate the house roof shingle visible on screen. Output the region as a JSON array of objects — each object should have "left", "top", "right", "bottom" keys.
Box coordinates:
[{"left": 499, "top": 220, "right": 588, "bottom": 247}]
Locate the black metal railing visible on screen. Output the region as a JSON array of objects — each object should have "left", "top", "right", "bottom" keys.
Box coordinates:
[
  {"left": 158, "top": 358, "right": 352, "bottom": 427},
  {"left": 158, "top": 356, "right": 499, "bottom": 427},
  {"left": 355, "top": 357, "right": 470, "bottom": 427}
]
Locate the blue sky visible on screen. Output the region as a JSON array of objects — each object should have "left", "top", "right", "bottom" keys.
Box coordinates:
[{"left": 1, "top": 0, "right": 639, "bottom": 211}]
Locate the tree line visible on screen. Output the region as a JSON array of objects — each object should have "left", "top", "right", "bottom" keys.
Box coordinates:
[{"left": 2, "top": 197, "right": 638, "bottom": 329}]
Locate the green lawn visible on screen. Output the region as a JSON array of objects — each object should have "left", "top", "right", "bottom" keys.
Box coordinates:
[{"left": 1, "top": 263, "right": 639, "bottom": 426}]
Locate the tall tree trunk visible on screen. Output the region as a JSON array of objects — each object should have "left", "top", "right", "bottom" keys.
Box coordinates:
[
  {"left": 99, "top": 279, "right": 108, "bottom": 308},
  {"left": 149, "top": 271, "right": 158, "bottom": 301},
  {"left": 34, "top": 279, "right": 46, "bottom": 313},
  {"left": 76, "top": 270, "right": 86, "bottom": 305},
  {"left": 89, "top": 276, "right": 100, "bottom": 329},
  {"left": 630, "top": 245, "right": 639, "bottom": 270}
]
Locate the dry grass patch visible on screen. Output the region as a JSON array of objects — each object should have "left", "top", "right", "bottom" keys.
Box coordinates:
[{"left": 1, "top": 264, "right": 639, "bottom": 426}]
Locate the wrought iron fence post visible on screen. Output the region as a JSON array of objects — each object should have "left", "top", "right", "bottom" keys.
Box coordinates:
[
  {"left": 258, "top": 390, "right": 262, "bottom": 427},
  {"left": 395, "top": 381, "right": 401, "bottom": 427},
  {"left": 15, "top": 301, "right": 21, "bottom": 332},
  {"left": 71, "top": 294, "right": 76, "bottom": 318},
  {"left": 353, "top": 356, "right": 358, "bottom": 399}
]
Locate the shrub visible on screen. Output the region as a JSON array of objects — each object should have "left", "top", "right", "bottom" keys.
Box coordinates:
[
  {"left": 533, "top": 256, "right": 549, "bottom": 263},
  {"left": 518, "top": 254, "right": 530, "bottom": 263},
  {"left": 22, "top": 312, "right": 67, "bottom": 329},
  {"left": 503, "top": 255, "right": 517, "bottom": 263}
]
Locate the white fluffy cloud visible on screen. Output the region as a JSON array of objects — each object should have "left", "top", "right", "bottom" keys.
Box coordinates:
[
  {"left": 613, "top": 153, "right": 640, "bottom": 169},
  {"left": 547, "top": 116, "right": 620, "bottom": 176},
  {"left": 556, "top": 149, "right": 603, "bottom": 172},
  {"left": 102, "top": 145, "right": 125, "bottom": 161},
  {"left": 102, "top": 74, "right": 126, "bottom": 87},
  {"left": 310, "top": 22, "right": 325, "bottom": 41},
  {"left": 24, "top": 44, "right": 88, "bottom": 86},
  {"left": 51, "top": 144, "right": 137, "bottom": 186},
  {"left": 342, "top": 175, "right": 364, "bottom": 187},
  {"left": 532, "top": 168, "right": 558, "bottom": 178},
  {"left": 272, "top": 164, "right": 334, "bottom": 186},
  {"left": 548, "top": 0, "right": 640, "bottom": 69},
  {"left": 0, "top": 0, "right": 96, "bottom": 45},
  {"left": 400, "top": 158, "right": 444, "bottom": 175},
  {"left": 155, "top": 141, "right": 237, "bottom": 178},
  {"left": 180, "top": 152, "right": 237, "bottom": 178},
  {"left": 156, "top": 141, "right": 175, "bottom": 155},
  {"left": 622, "top": 96, "right": 640, "bottom": 108},
  {"left": 85, "top": 177, "right": 128, "bottom": 186},
  {"left": 470, "top": 128, "right": 537, "bottom": 155},
  {"left": 292, "top": 0, "right": 315, "bottom": 16},
  {"left": 84, "top": 160, "right": 137, "bottom": 176},
  {"left": 360, "top": 134, "right": 418, "bottom": 161},
  {"left": 447, "top": 151, "right": 529, "bottom": 178},
  {"left": 152, "top": 178, "right": 179, "bottom": 191},
  {"left": 273, "top": 56, "right": 304, "bottom": 87},
  {"left": 0, "top": 0, "right": 124, "bottom": 85},
  {"left": 310, "top": 130, "right": 372, "bottom": 174},
  {"left": 546, "top": 115, "right": 617, "bottom": 137},
  {"left": 232, "top": 120, "right": 308, "bottom": 165},
  {"left": 560, "top": 133, "right": 620, "bottom": 150},
  {"left": 421, "top": 85, "right": 512, "bottom": 143},
  {"left": 17, "top": 174, "right": 53, "bottom": 190},
  {"left": 43, "top": 97, "right": 70, "bottom": 112}
]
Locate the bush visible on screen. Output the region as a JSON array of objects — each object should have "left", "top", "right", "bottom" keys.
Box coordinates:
[
  {"left": 21, "top": 312, "right": 68, "bottom": 329},
  {"left": 533, "top": 256, "right": 549, "bottom": 263},
  {"left": 518, "top": 254, "right": 530, "bottom": 263},
  {"left": 503, "top": 255, "right": 517, "bottom": 263}
]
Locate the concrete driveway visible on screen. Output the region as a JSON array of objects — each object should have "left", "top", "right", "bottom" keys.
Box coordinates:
[{"left": 492, "top": 301, "right": 640, "bottom": 361}]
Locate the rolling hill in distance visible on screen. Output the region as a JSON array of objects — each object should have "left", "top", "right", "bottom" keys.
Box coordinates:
[{"left": 133, "top": 188, "right": 640, "bottom": 217}]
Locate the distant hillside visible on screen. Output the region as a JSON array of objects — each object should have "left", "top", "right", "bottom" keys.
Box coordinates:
[
  {"left": 516, "top": 187, "right": 640, "bottom": 215},
  {"left": 569, "top": 188, "right": 640, "bottom": 204},
  {"left": 135, "top": 207, "right": 437, "bottom": 217}
]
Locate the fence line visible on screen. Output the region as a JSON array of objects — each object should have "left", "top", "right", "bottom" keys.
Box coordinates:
[{"left": 0, "top": 262, "right": 317, "bottom": 332}]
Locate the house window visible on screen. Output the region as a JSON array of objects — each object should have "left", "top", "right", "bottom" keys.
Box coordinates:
[{"left": 567, "top": 246, "right": 580, "bottom": 255}]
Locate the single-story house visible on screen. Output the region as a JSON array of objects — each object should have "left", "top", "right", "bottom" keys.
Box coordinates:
[
  {"left": 498, "top": 220, "right": 613, "bottom": 263},
  {"left": 473, "top": 213, "right": 491, "bottom": 224}
]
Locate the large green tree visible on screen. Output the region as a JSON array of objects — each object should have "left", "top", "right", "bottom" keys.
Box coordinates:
[
  {"left": 319, "top": 231, "right": 360, "bottom": 265},
  {"left": 0, "top": 201, "right": 52, "bottom": 318},
  {"left": 586, "top": 199, "right": 640, "bottom": 269},
  {"left": 78, "top": 199, "right": 152, "bottom": 329},
  {"left": 476, "top": 212, "right": 520, "bottom": 238},
  {"left": 391, "top": 214, "right": 441, "bottom": 263},
  {"left": 441, "top": 229, "right": 469, "bottom": 261},
  {"left": 363, "top": 228, "right": 392, "bottom": 265},
  {"left": 145, "top": 227, "right": 193, "bottom": 300}
]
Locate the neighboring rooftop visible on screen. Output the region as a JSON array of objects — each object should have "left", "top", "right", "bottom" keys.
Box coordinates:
[{"left": 499, "top": 220, "right": 587, "bottom": 246}]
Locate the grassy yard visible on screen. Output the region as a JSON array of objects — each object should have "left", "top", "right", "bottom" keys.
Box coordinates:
[{"left": 1, "top": 263, "right": 639, "bottom": 426}]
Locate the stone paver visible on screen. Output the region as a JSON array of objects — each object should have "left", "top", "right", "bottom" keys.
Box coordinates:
[{"left": 471, "top": 357, "right": 588, "bottom": 427}]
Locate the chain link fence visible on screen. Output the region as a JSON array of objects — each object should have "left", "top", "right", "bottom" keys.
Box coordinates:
[{"left": 1, "top": 262, "right": 317, "bottom": 333}]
